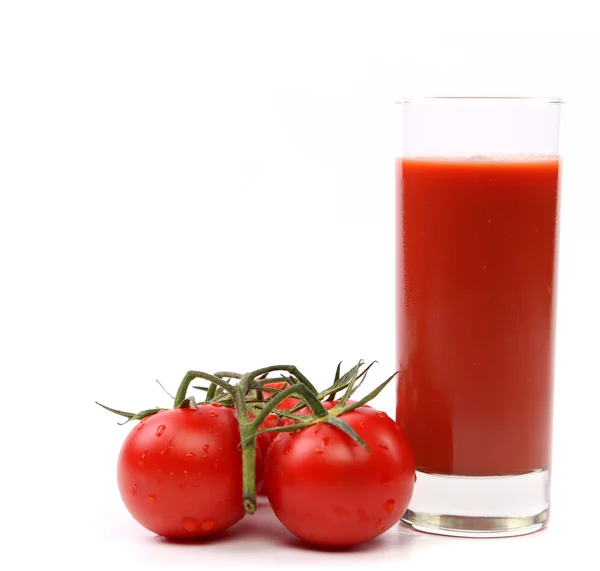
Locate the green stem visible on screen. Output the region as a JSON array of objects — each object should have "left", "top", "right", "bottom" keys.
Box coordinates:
[
  {"left": 245, "top": 365, "right": 318, "bottom": 394},
  {"left": 173, "top": 371, "right": 234, "bottom": 408},
  {"left": 287, "top": 361, "right": 369, "bottom": 412},
  {"left": 337, "top": 371, "right": 399, "bottom": 414},
  {"left": 249, "top": 383, "right": 328, "bottom": 429},
  {"left": 337, "top": 362, "right": 362, "bottom": 407},
  {"left": 239, "top": 419, "right": 316, "bottom": 447},
  {"left": 238, "top": 372, "right": 253, "bottom": 396},
  {"left": 214, "top": 371, "right": 243, "bottom": 380},
  {"left": 333, "top": 361, "right": 342, "bottom": 384},
  {"left": 249, "top": 405, "right": 309, "bottom": 423},
  {"left": 155, "top": 379, "right": 175, "bottom": 400},
  {"left": 95, "top": 402, "right": 166, "bottom": 424},
  {"left": 205, "top": 382, "right": 217, "bottom": 402},
  {"left": 231, "top": 368, "right": 326, "bottom": 515},
  {"left": 249, "top": 377, "right": 292, "bottom": 388},
  {"left": 231, "top": 384, "right": 258, "bottom": 514}
]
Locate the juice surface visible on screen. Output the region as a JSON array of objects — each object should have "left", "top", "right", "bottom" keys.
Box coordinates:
[{"left": 396, "top": 158, "right": 560, "bottom": 476}]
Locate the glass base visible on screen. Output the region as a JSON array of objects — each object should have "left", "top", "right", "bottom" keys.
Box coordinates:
[{"left": 401, "top": 470, "right": 550, "bottom": 538}]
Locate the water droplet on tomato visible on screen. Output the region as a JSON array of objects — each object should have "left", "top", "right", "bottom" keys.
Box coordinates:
[
  {"left": 385, "top": 499, "right": 396, "bottom": 513},
  {"left": 160, "top": 438, "right": 174, "bottom": 455},
  {"left": 129, "top": 484, "right": 138, "bottom": 497},
  {"left": 169, "top": 472, "right": 175, "bottom": 478},
  {"left": 156, "top": 425, "right": 166, "bottom": 437},
  {"left": 283, "top": 446, "right": 292, "bottom": 455},
  {"left": 208, "top": 411, "right": 218, "bottom": 417},
  {"left": 377, "top": 412, "right": 387, "bottom": 419},
  {"left": 148, "top": 493, "right": 156, "bottom": 502},
  {"left": 185, "top": 452, "right": 195, "bottom": 458},
  {"left": 136, "top": 422, "right": 146, "bottom": 432},
  {"left": 182, "top": 517, "right": 198, "bottom": 532},
  {"left": 183, "top": 470, "right": 188, "bottom": 476},
  {"left": 200, "top": 519, "right": 215, "bottom": 531},
  {"left": 314, "top": 437, "right": 329, "bottom": 454},
  {"left": 193, "top": 483, "right": 199, "bottom": 488},
  {"left": 379, "top": 444, "right": 389, "bottom": 451},
  {"left": 203, "top": 444, "right": 210, "bottom": 452},
  {"left": 376, "top": 518, "right": 385, "bottom": 531},
  {"left": 139, "top": 449, "right": 148, "bottom": 466},
  {"left": 211, "top": 402, "right": 222, "bottom": 408}
]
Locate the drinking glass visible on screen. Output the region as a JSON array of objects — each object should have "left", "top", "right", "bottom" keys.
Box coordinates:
[{"left": 395, "top": 97, "right": 562, "bottom": 537}]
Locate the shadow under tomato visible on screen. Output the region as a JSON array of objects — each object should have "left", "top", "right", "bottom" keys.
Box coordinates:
[
  {"left": 147, "top": 500, "right": 427, "bottom": 553},
  {"left": 281, "top": 536, "right": 386, "bottom": 554},
  {"left": 281, "top": 524, "right": 425, "bottom": 554},
  {"left": 150, "top": 527, "right": 237, "bottom": 546}
]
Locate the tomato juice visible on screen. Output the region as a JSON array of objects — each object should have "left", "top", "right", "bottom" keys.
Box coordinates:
[{"left": 395, "top": 157, "right": 560, "bottom": 476}]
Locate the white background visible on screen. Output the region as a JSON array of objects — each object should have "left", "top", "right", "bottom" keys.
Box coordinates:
[{"left": 1, "top": 1, "right": 598, "bottom": 569}]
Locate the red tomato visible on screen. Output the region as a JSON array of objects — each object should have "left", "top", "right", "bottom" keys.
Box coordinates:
[
  {"left": 264, "top": 404, "right": 415, "bottom": 547},
  {"left": 117, "top": 403, "right": 262, "bottom": 538},
  {"left": 259, "top": 382, "right": 301, "bottom": 443},
  {"left": 259, "top": 383, "right": 300, "bottom": 442},
  {"left": 261, "top": 381, "right": 301, "bottom": 413},
  {"left": 248, "top": 411, "right": 278, "bottom": 478},
  {"left": 256, "top": 382, "right": 301, "bottom": 496}
]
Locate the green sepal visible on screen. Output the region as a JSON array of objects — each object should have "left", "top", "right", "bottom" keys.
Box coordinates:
[
  {"left": 323, "top": 416, "right": 369, "bottom": 452},
  {"left": 95, "top": 402, "right": 165, "bottom": 425}
]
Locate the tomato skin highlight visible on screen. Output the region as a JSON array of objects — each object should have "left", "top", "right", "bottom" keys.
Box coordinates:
[
  {"left": 264, "top": 405, "right": 415, "bottom": 547},
  {"left": 117, "top": 405, "right": 254, "bottom": 538}
]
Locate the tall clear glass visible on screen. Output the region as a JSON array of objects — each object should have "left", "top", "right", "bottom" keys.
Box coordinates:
[{"left": 395, "top": 98, "right": 562, "bottom": 537}]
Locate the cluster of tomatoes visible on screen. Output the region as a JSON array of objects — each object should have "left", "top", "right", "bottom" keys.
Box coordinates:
[{"left": 100, "top": 363, "right": 415, "bottom": 547}]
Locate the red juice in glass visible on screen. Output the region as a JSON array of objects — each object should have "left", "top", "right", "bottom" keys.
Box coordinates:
[{"left": 395, "top": 98, "right": 562, "bottom": 538}]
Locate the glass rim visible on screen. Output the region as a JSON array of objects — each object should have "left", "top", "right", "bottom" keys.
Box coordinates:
[{"left": 397, "top": 96, "right": 564, "bottom": 105}]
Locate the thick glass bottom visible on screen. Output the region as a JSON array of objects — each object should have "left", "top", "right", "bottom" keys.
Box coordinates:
[{"left": 401, "top": 470, "right": 550, "bottom": 538}]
